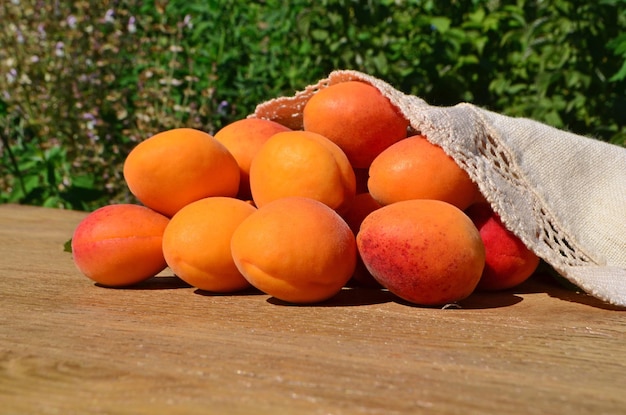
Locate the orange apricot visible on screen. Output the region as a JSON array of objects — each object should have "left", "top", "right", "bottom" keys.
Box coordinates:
[
  {"left": 357, "top": 199, "right": 485, "bottom": 306},
  {"left": 214, "top": 118, "right": 291, "bottom": 199},
  {"left": 123, "top": 128, "right": 240, "bottom": 217},
  {"left": 71, "top": 204, "right": 169, "bottom": 287},
  {"left": 249, "top": 130, "right": 356, "bottom": 213},
  {"left": 161, "top": 196, "right": 256, "bottom": 293},
  {"left": 230, "top": 196, "right": 357, "bottom": 303},
  {"left": 302, "top": 81, "right": 409, "bottom": 168},
  {"left": 340, "top": 192, "right": 383, "bottom": 288},
  {"left": 368, "top": 135, "right": 480, "bottom": 210}
]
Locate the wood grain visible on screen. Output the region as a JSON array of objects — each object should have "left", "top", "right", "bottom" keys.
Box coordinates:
[{"left": 1, "top": 203, "right": 625, "bottom": 414}]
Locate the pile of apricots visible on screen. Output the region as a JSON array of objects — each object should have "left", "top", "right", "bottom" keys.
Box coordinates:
[{"left": 71, "top": 81, "right": 540, "bottom": 306}]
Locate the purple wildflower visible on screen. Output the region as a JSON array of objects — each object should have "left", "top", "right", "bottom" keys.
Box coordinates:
[
  {"left": 7, "top": 68, "right": 17, "bottom": 84},
  {"left": 103, "top": 9, "right": 114, "bottom": 24},
  {"left": 67, "top": 15, "right": 77, "bottom": 29},
  {"left": 128, "top": 16, "right": 136, "bottom": 33},
  {"left": 37, "top": 23, "right": 46, "bottom": 40},
  {"left": 217, "top": 100, "right": 229, "bottom": 115},
  {"left": 55, "top": 41, "right": 64, "bottom": 57}
]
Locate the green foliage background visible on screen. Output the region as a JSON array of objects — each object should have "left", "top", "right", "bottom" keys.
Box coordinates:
[{"left": 1, "top": 0, "right": 625, "bottom": 211}]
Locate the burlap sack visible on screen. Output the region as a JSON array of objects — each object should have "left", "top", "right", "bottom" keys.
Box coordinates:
[{"left": 250, "top": 70, "right": 626, "bottom": 307}]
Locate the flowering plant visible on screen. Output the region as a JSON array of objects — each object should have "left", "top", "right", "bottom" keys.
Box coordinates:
[{"left": 0, "top": 0, "right": 211, "bottom": 209}]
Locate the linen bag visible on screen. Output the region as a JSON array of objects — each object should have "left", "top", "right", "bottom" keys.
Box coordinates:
[{"left": 251, "top": 70, "right": 626, "bottom": 307}]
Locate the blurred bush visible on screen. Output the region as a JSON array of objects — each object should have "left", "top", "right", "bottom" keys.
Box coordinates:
[
  {"left": 1, "top": 0, "right": 624, "bottom": 210},
  {"left": 0, "top": 0, "right": 212, "bottom": 209}
]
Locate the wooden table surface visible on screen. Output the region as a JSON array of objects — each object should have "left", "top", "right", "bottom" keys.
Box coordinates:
[{"left": 1, "top": 203, "right": 625, "bottom": 415}]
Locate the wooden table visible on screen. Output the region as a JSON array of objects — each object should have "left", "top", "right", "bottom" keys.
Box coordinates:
[{"left": 1, "top": 203, "right": 625, "bottom": 414}]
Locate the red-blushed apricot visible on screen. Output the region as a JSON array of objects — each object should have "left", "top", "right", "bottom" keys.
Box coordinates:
[
  {"left": 249, "top": 130, "right": 356, "bottom": 213},
  {"left": 368, "top": 135, "right": 481, "bottom": 210},
  {"left": 162, "top": 197, "right": 256, "bottom": 293},
  {"left": 302, "top": 81, "right": 409, "bottom": 168},
  {"left": 357, "top": 199, "right": 485, "bottom": 306},
  {"left": 123, "top": 128, "right": 240, "bottom": 217},
  {"left": 465, "top": 203, "right": 540, "bottom": 291},
  {"left": 214, "top": 118, "right": 292, "bottom": 199},
  {"left": 340, "top": 193, "right": 383, "bottom": 288},
  {"left": 71, "top": 204, "right": 169, "bottom": 287},
  {"left": 230, "top": 196, "right": 357, "bottom": 303}
]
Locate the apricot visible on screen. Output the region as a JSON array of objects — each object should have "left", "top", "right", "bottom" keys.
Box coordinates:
[
  {"left": 123, "top": 128, "right": 240, "bottom": 217},
  {"left": 368, "top": 135, "right": 480, "bottom": 210},
  {"left": 230, "top": 196, "right": 357, "bottom": 303},
  {"left": 214, "top": 118, "right": 291, "bottom": 199},
  {"left": 249, "top": 130, "right": 356, "bottom": 213},
  {"left": 162, "top": 197, "right": 256, "bottom": 293},
  {"left": 465, "top": 203, "right": 540, "bottom": 291},
  {"left": 71, "top": 204, "right": 169, "bottom": 287},
  {"left": 302, "top": 81, "right": 409, "bottom": 168},
  {"left": 340, "top": 193, "right": 383, "bottom": 288},
  {"left": 357, "top": 199, "right": 485, "bottom": 306}
]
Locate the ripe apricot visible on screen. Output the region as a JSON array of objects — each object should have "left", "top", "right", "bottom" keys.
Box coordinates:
[
  {"left": 340, "top": 193, "right": 383, "bottom": 288},
  {"left": 162, "top": 197, "right": 256, "bottom": 293},
  {"left": 368, "top": 135, "right": 480, "bottom": 210},
  {"left": 71, "top": 204, "right": 169, "bottom": 287},
  {"left": 214, "top": 118, "right": 291, "bottom": 199},
  {"left": 341, "top": 193, "right": 382, "bottom": 236},
  {"left": 249, "top": 130, "right": 356, "bottom": 213},
  {"left": 302, "top": 81, "right": 409, "bottom": 168},
  {"left": 123, "top": 128, "right": 240, "bottom": 217},
  {"left": 357, "top": 199, "right": 485, "bottom": 306},
  {"left": 465, "top": 203, "right": 540, "bottom": 291},
  {"left": 230, "top": 196, "right": 357, "bottom": 303}
]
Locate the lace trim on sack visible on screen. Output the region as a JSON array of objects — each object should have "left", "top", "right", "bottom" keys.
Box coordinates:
[
  {"left": 469, "top": 115, "right": 593, "bottom": 268},
  {"left": 537, "top": 207, "right": 592, "bottom": 266}
]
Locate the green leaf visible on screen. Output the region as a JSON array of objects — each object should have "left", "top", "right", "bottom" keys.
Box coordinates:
[
  {"left": 507, "top": 84, "right": 527, "bottom": 94},
  {"left": 609, "top": 60, "right": 626, "bottom": 82},
  {"left": 43, "top": 196, "right": 62, "bottom": 208},
  {"left": 372, "top": 51, "right": 389, "bottom": 74},
  {"left": 311, "top": 29, "right": 329, "bottom": 41},
  {"left": 543, "top": 110, "right": 564, "bottom": 128},
  {"left": 64, "top": 239, "right": 73, "bottom": 253},
  {"left": 430, "top": 17, "right": 451, "bottom": 33},
  {"left": 71, "top": 174, "right": 95, "bottom": 189},
  {"left": 17, "top": 158, "right": 40, "bottom": 171},
  {"left": 22, "top": 174, "right": 42, "bottom": 194},
  {"left": 44, "top": 145, "right": 64, "bottom": 160},
  {"left": 607, "top": 34, "right": 626, "bottom": 55},
  {"left": 458, "top": 55, "right": 479, "bottom": 66}
]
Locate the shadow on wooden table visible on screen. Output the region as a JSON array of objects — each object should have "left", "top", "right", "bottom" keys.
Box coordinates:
[
  {"left": 99, "top": 272, "right": 625, "bottom": 311},
  {"left": 267, "top": 288, "right": 397, "bottom": 307},
  {"left": 265, "top": 274, "right": 549, "bottom": 309},
  {"left": 193, "top": 286, "right": 266, "bottom": 297},
  {"left": 467, "top": 272, "right": 626, "bottom": 312},
  {"left": 95, "top": 275, "right": 192, "bottom": 290},
  {"left": 267, "top": 272, "right": 626, "bottom": 311}
]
